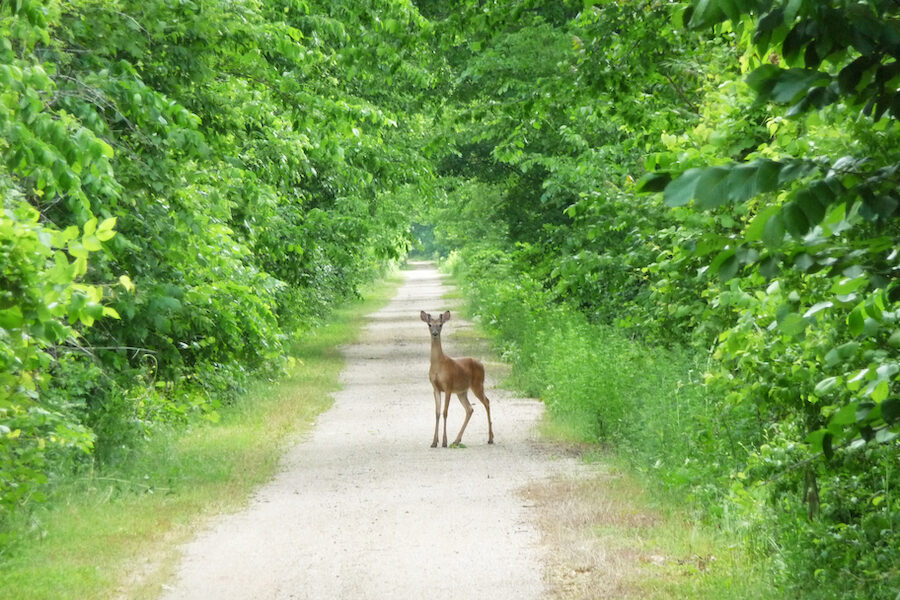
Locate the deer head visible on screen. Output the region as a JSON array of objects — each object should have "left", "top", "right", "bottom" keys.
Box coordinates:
[{"left": 420, "top": 310, "right": 451, "bottom": 338}]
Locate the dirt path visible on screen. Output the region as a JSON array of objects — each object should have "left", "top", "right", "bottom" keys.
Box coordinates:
[{"left": 160, "top": 262, "right": 560, "bottom": 599}]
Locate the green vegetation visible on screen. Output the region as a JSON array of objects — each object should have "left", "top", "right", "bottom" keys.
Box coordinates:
[
  {"left": 1, "top": 0, "right": 426, "bottom": 534},
  {"left": 424, "top": 2, "right": 899, "bottom": 598},
  {"left": 0, "top": 274, "right": 400, "bottom": 600},
  {"left": 2, "top": 0, "right": 898, "bottom": 598}
]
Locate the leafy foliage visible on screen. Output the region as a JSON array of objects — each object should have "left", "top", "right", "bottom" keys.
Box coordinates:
[
  {"left": 3, "top": 0, "right": 898, "bottom": 595},
  {"left": 1, "top": 0, "right": 428, "bottom": 528},
  {"left": 423, "top": 0, "right": 900, "bottom": 596}
]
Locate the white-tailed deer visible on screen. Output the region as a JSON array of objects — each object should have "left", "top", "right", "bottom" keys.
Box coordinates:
[{"left": 420, "top": 310, "right": 494, "bottom": 448}]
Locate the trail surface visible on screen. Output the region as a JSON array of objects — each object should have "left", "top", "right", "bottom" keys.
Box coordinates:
[{"left": 160, "top": 262, "right": 557, "bottom": 599}]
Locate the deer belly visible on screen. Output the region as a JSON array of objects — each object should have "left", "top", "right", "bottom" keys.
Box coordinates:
[{"left": 432, "top": 373, "right": 470, "bottom": 393}]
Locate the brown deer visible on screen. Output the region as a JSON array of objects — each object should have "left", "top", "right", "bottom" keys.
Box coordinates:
[{"left": 420, "top": 310, "right": 494, "bottom": 448}]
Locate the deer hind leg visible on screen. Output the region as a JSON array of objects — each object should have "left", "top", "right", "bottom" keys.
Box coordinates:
[
  {"left": 442, "top": 390, "right": 452, "bottom": 447},
  {"left": 431, "top": 387, "right": 441, "bottom": 448},
  {"left": 472, "top": 379, "right": 494, "bottom": 444},
  {"left": 451, "top": 391, "right": 474, "bottom": 447}
]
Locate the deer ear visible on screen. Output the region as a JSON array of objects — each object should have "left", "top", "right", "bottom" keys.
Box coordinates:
[
  {"left": 441, "top": 311, "right": 451, "bottom": 322},
  {"left": 420, "top": 311, "right": 429, "bottom": 322}
]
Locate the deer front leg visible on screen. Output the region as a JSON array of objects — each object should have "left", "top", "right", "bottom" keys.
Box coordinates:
[
  {"left": 431, "top": 387, "right": 441, "bottom": 448},
  {"left": 442, "top": 391, "right": 452, "bottom": 447},
  {"left": 451, "top": 391, "right": 474, "bottom": 447}
]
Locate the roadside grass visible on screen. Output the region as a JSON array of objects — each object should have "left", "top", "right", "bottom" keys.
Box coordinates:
[
  {"left": 528, "top": 416, "right": 775, "bottom": 600},
  {"left": 0, "top": 272, "right": 402, "bottom": 600}
]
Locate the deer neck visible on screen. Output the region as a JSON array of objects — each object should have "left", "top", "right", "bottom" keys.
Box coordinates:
[{"left": 430, "top": 335, "right": 445, "bottom": 365}]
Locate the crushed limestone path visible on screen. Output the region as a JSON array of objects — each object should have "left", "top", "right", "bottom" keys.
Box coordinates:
[{"left": 160, "top": 262, "right": 555, "bottom": 599}]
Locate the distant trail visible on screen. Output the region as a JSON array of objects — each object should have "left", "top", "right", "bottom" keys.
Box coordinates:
[{"left": 160, "top": 262, "right": 556, "bottom": 600}]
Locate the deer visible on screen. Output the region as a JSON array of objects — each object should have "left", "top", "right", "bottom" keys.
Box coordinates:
[{"left": 420, "top": 310, "right": 494, "bottom": 448}]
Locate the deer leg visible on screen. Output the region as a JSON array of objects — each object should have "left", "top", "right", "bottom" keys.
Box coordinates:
[
  {"left": 481, "top": 395, "right": 494, "bottom": 444},
  {"left": 473, "top": 380, "right": 494, "bottom": 444},
  {"left": 431, "top": 387, "right": 441, "bottom": 448},
  {"left": 442, "top": 391, "right": 452, "bottom": 447},
  {"left": 451, "top": 391, "right": 474, "bottom": 447}
]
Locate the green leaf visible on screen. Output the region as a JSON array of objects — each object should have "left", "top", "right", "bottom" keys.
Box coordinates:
[
  {"left": 717, "top": 252, "right": 740, "bottom": 281},
  {"left": 694, "top": 166, "right": 730, "bottom": 209},
  {"left": 753, "top": 159, "right": 782, "bottom": 194},
  {"left": 824, "top": 342, "right": 859, "bottom": 367},
  {"left": 636, "top": 171, "right": 671, "bottom": 193},
  {"left": 0, "top": 306, "right": 24, "bottom": 329},
  {"left": 85, "top": 302, "right": 104, "bottom": 320},
  {"left": 759, "top": 255, "right": 780, "bottom": 279},
  {"left": 814, "top": 376, "right": 840, "bottom": 396},
  {"left": 838, "top": 56, "right": 875, "bottom": 94},
  {"left": 848, "top": 305, "right": 865, "bottom": 336},
  {"left": 83, "top": 217, "right": 98, "bottom": 237},
  {"left": 746, "top": 205, "right": 780, "bottom": 242},
  {"left": 778, "top": 159, "right": 817, "bottom": 185},
  {"left": 888, "top": 330, "right": 900, "bottom": 348},
  {"left": 97, "top": 216, "right": 117, "bottom": 232},
  {"left": 793, "top": 252, "right": 814, "bottom": 272},
  {"left": 746, "top": 64, "right": 780, "bottom": 96},
  {"left": 876, "top": 428, "right": 899, "bottom": 443},
  {"left": 830, "top": 402, "right": 858, "bottom": 426},
  {"left": 761, "top": 212, "right": 786, "bottom": 248},
  {"left": 96, "top": 229, "right": 116, "bottom": 242},
  {"left": 770, "top": 69, "right": 830, "bottom": 104},
  {"left": 716, "top": 0, "right": 741, "bottom": 23},
  {"left": 784, "top": 0, "right": 802, "bottom": 21},
  {"left": 871, "top": 380, "right": 889, "bottom": 403},
  {"left": 98, "top": 140, "right": 115, "bottom": 159},
  {"left": 806, "top": 429, "right": 827, "bottom": 453},
  {"left": 861, "top": 194, "right": 899, "bottom": 220},
  {"left": 724, "top": 162, "right": 758, "bottom": 203},
  {"left": 119, "top": 275, "right": 135, "bottom": 292},
  {"left": 778, "top": 312, "right": 808, "bottom": 336},
  {"left": 688, "top": 0, "right": 727, "bottom": 29},
  {"left": 663, "top": 168, "right": 704, "bottom": 207},
  {"left": 831, "top": 276, "right": 867, "bottom": 295},
  {"left": 795, "top": 188, "right": 826, "bottom": 226},
  {"left": 782, "top": 201, "right": 810, "bottom": 237},
  {"left": 803, "top": 301, "right": 833, "bottom": 318},
  {"left": 882, "top": 398, "right": 900, "bottom": 424},
  {"left": 68, "top": 241, "right": 89, "bottom": 259},
  {"left": 83, "top": 235, "right": 102, "bottom": 251},
  {"left": 856, "top": 402, "right": 877, "bottom": 423},
  {"left": 754, "top": 9, "right": 784, "bottom": 53},
  {"left": 709, "top": 248, "right": 736, "bottom": 277},
  {"left": 782, "top": 22, "right": 811, "bottom": 64}
]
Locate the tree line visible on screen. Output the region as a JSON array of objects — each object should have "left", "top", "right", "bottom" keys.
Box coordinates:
[{"left": 1, "top": 0, "right": 431, "bottom": 530}]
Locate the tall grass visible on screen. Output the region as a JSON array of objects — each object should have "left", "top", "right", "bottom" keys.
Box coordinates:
[{"left": 445, "top": 249, "right": 773, "bottom": 565}]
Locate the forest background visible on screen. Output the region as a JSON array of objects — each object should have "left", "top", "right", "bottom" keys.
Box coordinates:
[{"left": 1, "top": 1, "right": 898, "bottom": 598}]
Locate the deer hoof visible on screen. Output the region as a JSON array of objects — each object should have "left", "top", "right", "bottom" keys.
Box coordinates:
[
  {"left": 430, "top": 442, "right": 437, "bottom": 448},
  {"left": 488, "top": 439, "right": 494, "bottom": 445}
]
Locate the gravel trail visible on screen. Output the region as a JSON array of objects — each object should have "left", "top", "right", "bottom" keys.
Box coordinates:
[{"left": 160, "top": 262, "right": 555, "bottom": 599}]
